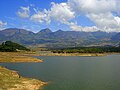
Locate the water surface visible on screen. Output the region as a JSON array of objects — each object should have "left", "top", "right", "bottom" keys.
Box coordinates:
[{"left": 0, "top": 55, "right": 120, "bottom": 90}]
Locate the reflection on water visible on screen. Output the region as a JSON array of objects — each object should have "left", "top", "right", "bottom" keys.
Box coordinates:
[{"left": 0, "top": 55, "right": 120, "bottom": 90}]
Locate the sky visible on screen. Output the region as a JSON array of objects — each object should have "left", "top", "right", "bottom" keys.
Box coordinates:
[{"left": 0, "top": 0, "right": 120, "bottom": 32}]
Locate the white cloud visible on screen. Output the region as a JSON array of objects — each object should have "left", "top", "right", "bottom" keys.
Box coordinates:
[
  {"left": 86, "top": 13, "right": 120, "bottom": 31},
  {"left": 24, "top": 0, "right": 120, "bottom": 32},
  {"left": 71, "top": 25, "right": 98, "bottom": 32},
  {"left": 68, "top": 0, "right": 116, "bottom": 14},
  {"left": 17, "top": 6, "right": 30, "bottom": 18},
  {"left": 49, "top": 2, "right": 75, "bottom": 23},
  {"left": 31, "top": 2, "right": 75, "bottom": 24},
  {"left": 68, "top": 0, "right": 120, "bottom": 32},
  {"left": 65, "top": 22, "right": 98, "bottom": 32},
  {"left": 0, "top": 20, "right": 7, "bottom": 30},
  {"left": 114, "top": 16, "right": 120, "bottom": 25},
  {"left": 31, "top": 10, "right": 49, "bottom": 23},
  {"left": 0, "top": 20, "right": 7, "bottom": 27}
]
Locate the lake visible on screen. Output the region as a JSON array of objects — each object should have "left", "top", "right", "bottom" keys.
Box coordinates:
[{"left": 0, "top": 55, "right": 120, "bottom": 90}]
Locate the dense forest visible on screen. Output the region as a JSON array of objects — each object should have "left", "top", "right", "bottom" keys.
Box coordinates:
[
  {"left": 51, "top": 47, "right": 120, "bottom": 53},
  {"left": 0, "top": 41, "right": 30, "bottom": 52}
]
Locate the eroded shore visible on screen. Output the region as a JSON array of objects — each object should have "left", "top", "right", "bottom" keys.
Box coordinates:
[
  {"left": 0, "top": 66, "right": 47, "bottom": 90},
  {"left": 0, "top": 52, "right": 47, "bottom": 90}
]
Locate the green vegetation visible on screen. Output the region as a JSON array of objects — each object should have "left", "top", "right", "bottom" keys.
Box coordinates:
[
  {"left": 0, "top": 41, "right": 30, "bottom": 52},
  {"left": 52, "top": 47, "right": 120, "bottom": 53}
]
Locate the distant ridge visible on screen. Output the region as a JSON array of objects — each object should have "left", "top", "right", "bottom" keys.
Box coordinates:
[
  {"left": 111, "top": 32, "right": 120, "bottom": 41},
  {"left": 0, "top": 28, "right": 118, "bottom": 48}
]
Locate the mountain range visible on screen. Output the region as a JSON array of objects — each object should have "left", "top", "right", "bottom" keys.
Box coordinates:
[{"left": 0, "top": 28, "right": 119, "bottom": 48}]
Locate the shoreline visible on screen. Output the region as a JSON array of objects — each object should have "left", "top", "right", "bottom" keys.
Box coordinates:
[
  {"left": 0, "top": 52, "right": 43, "bottom": 63},
  {"left": 0, "top": 51, "right": 119, "bottom": 89},
  {"left": 0, "top": 52, "right": 46, "bottom": 90},
  {"left": 0, "top": 66, "right": 47, "bottom": 90},
  {"left": 23, "top": 51, "right": 120, "bottom": 57},
  {"left": 0, "top": 51, "right": 118, "bottom": 63},
  {"left": 22, "top": 51, "right": 108, "bottom": 57}
]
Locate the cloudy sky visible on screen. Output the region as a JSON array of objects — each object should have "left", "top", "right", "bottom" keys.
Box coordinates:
[{"left": 0, "top": 0, "right": 120, "bottom": 32}]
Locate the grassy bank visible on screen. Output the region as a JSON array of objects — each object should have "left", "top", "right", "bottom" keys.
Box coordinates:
[
  {"left": 0, "top": 66, "right": 46, "bottom": 90},
  {"left": 0, "top": 52, "right": 42, "bottom": 62}
]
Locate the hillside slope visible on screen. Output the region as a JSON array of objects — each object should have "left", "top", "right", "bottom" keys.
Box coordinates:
[{"left": 0, "top": 28, "right": 117, "bottom": 48}]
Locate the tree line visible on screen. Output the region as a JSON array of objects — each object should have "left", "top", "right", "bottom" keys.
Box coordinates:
[
  {"left": 51, "top": 47, "right": 120, "bottom": 53},
  {"left": 0, "top": 41, "right": 30, "bottom": 52}
]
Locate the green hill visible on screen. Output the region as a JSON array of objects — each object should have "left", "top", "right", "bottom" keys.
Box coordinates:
[{"left": 0, "top": 41, "right": 30, "bottom": 52}]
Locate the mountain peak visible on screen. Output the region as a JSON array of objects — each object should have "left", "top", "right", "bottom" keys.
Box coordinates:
[
  {"left": 56, "top": 29, "right": 63, "bottom": 32},
  {"left": 42, "top": 28, "right": 52, "bottom": 32},
  {"left": 38, "top": 28, "right": 52, "bottom": 34},
  {"left": 0, "top": 28, "right": 34, "bottom": 37}
]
